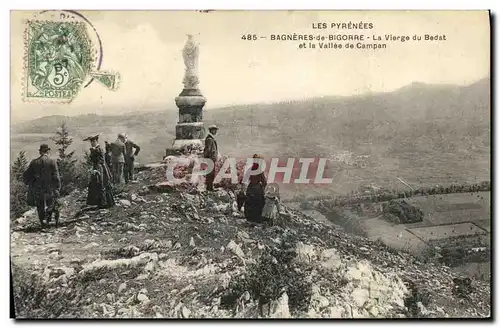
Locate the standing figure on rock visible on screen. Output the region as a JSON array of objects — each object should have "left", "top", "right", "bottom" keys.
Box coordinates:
[
  {"left": 23, "top": 144, "right": 61, "bottom": 228},
  {"left": 203, "top": 125, "right": 219, "bottom": 191},
  {"left": 262, "top": 183, "right": 281, "bottom": 226},
  {"left": 244, "top": 154, "right": 267, "bottom": 223},
  {"left": 123, "top": 134, "right": 141, "bottom": 183},
  {"left": 110, "top": 133, "right": 126, "bottom": 185},
  {"left": 84, "top": 134, "right": 115, "bottom": 209},
  {"left": 104, "top": 141, "right": 112, "bottom": 169}
]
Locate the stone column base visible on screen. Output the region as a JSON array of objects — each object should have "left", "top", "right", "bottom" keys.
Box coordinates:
[
  {"left": 166, "top": 139, "right": 204, "bottom": 157},
  {"left": 167, "top": 88, "right": 207, "bottom": 157},
  {"left": 175, "top": 122, "right": 206, "bottom": 140}
]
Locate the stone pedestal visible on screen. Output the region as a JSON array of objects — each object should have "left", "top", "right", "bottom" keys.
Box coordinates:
[
  {"left": 167, "top": 88, "right": 207, "bottom": 156},
  {"left": 165, "top": 34, "right": 207, "bottom": 158}
]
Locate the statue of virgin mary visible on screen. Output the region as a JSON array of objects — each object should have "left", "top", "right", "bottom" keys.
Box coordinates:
[{"left": 182, "top": 34, "right": 200, "bottom": 89}]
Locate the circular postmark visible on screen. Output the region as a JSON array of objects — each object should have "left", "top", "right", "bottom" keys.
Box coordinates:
[{"left": 36, "top": 10, "right": 104, "bottom": 88}]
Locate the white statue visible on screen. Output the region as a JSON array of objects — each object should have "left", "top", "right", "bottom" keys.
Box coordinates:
[{"left": 182, "top": 34, "right": 200, "bottom": 89}]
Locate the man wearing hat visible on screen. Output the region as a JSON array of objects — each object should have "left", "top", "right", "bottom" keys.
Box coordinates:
[
  {"left": 123, "top": 134, "right": 141, "bottom": 183},
  {"left": 23, "top": 144, "right": 61, "bottom": 228},
  {"left": 203, "top": 124, "right": 219, "bottom": 191},
  {"left": 109, "top": 133, "right": 126, "bottom": 185}
]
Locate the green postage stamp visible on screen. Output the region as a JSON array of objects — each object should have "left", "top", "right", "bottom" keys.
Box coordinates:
[{"left": 23, "top": 12, "right": 119, "bottom": 103}]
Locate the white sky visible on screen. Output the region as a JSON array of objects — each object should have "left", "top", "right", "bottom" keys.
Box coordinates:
[{"left": 10, "top": 10, "right": 490, "bottom": 122}]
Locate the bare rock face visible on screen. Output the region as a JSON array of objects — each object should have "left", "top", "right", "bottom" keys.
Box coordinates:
[
  {"left": 117, "top": 282, "right": 127, "bottom": 294},
  {"left": 310, "top": 285, "right": 330, "bottom": 311},
  {"left": 268, "top": 292, "right": 291, "bottom": 318},
  {"left": 226, "top": 240, "right": 245, "bottom": 259},
  {"left": 181, "top": 306, "right": 191, "bottom": 318},
  {"left": 118, "top": 199, "right": 132, "bottom": 207},
  {"left": 80, "top": 252, "right": 159, "bottom": 275},
  {"left": 320, "top": 248, "right": 342, "bottom": 271},
  {"left": 137, "top": 293, "right": 149, "bottom": 303},
  {"left": 340, "top": 260, "right": 408, "bottom": 317},
  {"left": 325, "top": 305, "right": 346, "bottom": 318},
  {"left": 295, "top": 241, "right": 317, "bottom": 263}
]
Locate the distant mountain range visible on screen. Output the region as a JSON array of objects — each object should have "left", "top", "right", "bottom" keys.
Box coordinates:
[{"left": 11, "top": 78, "right": 490, "bottom": 198}]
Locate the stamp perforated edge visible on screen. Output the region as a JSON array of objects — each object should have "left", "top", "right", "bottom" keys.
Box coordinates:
[{"left": 90, "top": 70, "right": 121, "bottom": 91}]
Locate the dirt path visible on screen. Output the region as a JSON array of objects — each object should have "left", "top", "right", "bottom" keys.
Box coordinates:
[{"left": 11, "top": 208, "right": 125, "bottom": 270}]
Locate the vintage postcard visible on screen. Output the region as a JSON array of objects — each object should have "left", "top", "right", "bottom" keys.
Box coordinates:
[{"left": 10, "top": 10, "right": 491, "bottom": 319}]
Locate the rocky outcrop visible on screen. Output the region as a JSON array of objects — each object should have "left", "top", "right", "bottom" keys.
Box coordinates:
[{"left": 10, "top": 166, "right": 491, "bottom": 319}]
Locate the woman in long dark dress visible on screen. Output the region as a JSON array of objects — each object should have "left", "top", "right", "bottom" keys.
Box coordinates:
[
  {"left": 244, "top": 154, "right": 267, "bottom": 223},
  {"left": 84, "top": 135, "right": 115, "bottom": 209}
]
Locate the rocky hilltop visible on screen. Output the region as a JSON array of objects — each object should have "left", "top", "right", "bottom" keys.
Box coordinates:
[{"left": 10, "top": 165, "right": 491, "bottom": 319}]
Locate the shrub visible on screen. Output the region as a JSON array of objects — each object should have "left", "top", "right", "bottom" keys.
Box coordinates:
[
  {"left": 382, "top": 212, "right": 400, "bottom": 224},
  {"left": 221, "top": 232, "right": 313, "bottom": 315},
  {"left": 10, "top": 180, "right": 29, "bottom": 219},
  {"left": 52, "top": 123, "right": 78, "bottom": 196},
  {"left": 11, "top": 262, "right": 103, "bottom": 319},
  {"left": 383, "top": 200, "right": 423, "bottom": 224},
  {"left": 11, "top": 150, "right": 28, "bottom": 181},
  {"left": 74, "top": 151, "right": 93, "bottom": 189},
  {"left": 404, "top": 280, "right": 431, "bottom": 318},
  {"left": 10, "top": 151, "right": 30, "bottom": 219},
  {"left": 11, "top": 264, "right": 70, "bottom": 318}
]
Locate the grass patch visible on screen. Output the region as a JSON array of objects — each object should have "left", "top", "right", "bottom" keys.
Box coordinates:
[{"left": 12, "top": 264, "right": 84, "bottom": 318}]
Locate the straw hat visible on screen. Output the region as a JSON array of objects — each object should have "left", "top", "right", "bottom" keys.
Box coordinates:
[{"left": 83, "top": 134, "right": 99, "bottom": 142}]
